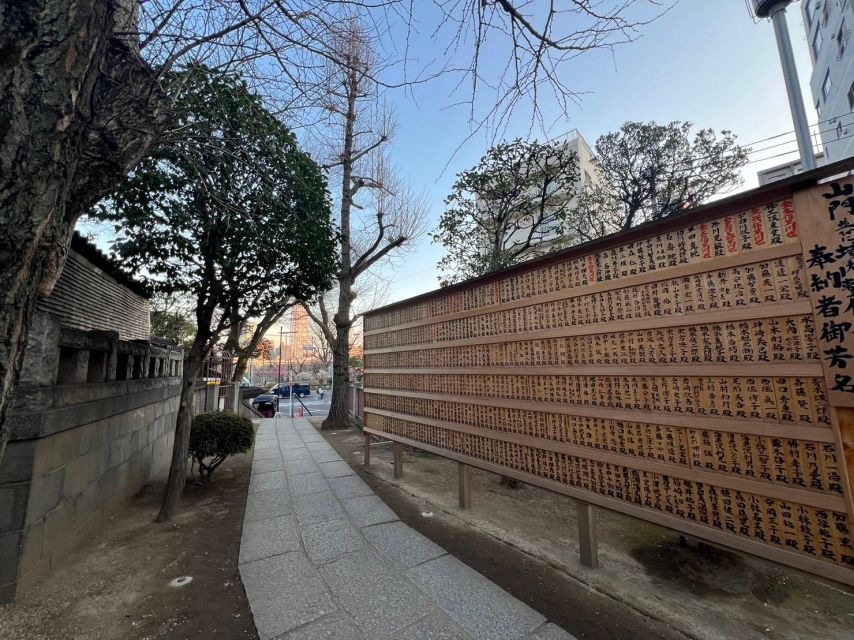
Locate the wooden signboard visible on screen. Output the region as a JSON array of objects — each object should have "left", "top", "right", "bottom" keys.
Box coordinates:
[{"left": 363, "top": 169, "right": 854, "bottom": 586}]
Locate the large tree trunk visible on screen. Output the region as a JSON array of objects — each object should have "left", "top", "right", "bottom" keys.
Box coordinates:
[
  {"left": 156, "top": 333, "right": 209, "bottom": 522},
  {"left": 323, "top": 280, "right": 354, "bottom": 429},
  {"left": 0, "top": 0, "right": 168, "bottom": 467},
  {"left": 322, "top": 55, "right": 358, "bottom": 431}
]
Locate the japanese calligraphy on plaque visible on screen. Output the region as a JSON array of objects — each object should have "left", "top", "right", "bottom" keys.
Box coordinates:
[
  {"left": 365, "top": 180, "right": 854, "bottom": 586},
  {"left": 795, "top": 181, "right": 854, "bottom": 406}
]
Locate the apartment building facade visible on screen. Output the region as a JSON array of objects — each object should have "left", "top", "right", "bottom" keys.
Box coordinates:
[
  {"left": 802, "top": 0, "right": 854, "bottom": 160},
  {"left": 502, "top": 130, "right": 600, "bottom": 257}
]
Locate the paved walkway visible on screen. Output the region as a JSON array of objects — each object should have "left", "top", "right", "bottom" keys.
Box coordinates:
[{"left": 239, "top": 417, "right": 576, "bottom": 640}]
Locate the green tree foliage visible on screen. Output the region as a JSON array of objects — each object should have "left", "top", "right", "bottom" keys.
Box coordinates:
[
  {"left": 151, "top": 309, "right": 196, "bottom": 348},
  {"left": 150, "top": 293, "right": 197, "bottom": 348},
  {"left": 189, "top": 411, "right": 255, "bottom": 481},
  {"left": 568, "top": 121, "right": 750, "bottom": 243},
  {"left": 432, "top": 139, "right": 579, "bottom": 286},
  {"left": 93, "top": 65, "right": 337, "bottom": 520},
  {"left": 96, "top": 66, "right": 336, "bottom": 312}
]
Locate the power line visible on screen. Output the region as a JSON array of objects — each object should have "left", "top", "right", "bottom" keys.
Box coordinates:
[
  {"left": 743, "top": 119, "right": 854, "bottom": 161},
  {"left": 711, "top": 110, "right": 854, "bottom": 151},
  {"left": 677, "top": 115, "right": 854, "bottom": 168},
  {"left": 745, "top": 128, "right": 854, "bottom": 166},
  {"left": 742, "top": 117, "right": 854, "bottom": 156}
]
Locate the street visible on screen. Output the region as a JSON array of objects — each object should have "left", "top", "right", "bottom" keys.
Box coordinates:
[{"left": 274, "top": 391, "right": 330, "bottom": 419}]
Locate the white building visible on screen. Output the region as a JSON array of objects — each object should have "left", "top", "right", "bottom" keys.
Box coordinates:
[
  {"left": 757, "top": 152, "right": 826, "bottom": 184},
  {"left": 802, "top": 0, "right": 854, "bottom": 161},
  {"left": 505, "top": 130, "right": 600, "bottom": 256},
  {"left": 567, "top": 130, "right": 599, "bottom": 189}
]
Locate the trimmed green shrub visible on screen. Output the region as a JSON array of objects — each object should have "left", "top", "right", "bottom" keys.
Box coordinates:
[{"left": 188, "top": 411, "right": 255, "bottom": 481}]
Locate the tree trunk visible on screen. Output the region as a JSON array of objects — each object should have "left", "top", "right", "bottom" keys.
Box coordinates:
[
  {"left": 0, "top": 0, "right": 168, "bottom": 468},
  {"left": 322, "top": 54, "right": 359, "bottom": 431},
  {"left": 324, "top": 339, "right": 352, "bottom": 429},
  {"left": 232, "top": 358, "right": 250, "bottom": 386},
  {"left": 156, "top": 334, "right": 208, "bottom": 522},
  {"left": 323, "top": 279, "right": 355, "bottom": 429}
]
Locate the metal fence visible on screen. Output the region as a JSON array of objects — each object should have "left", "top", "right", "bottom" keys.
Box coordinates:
[{"left": 192, "top": 352, "right": 239, "bottom": 415}]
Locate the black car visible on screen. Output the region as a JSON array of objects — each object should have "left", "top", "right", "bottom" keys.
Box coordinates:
[
  {"left": 271, "top": 383, "right": 311, "bottom": 398},
  {"left": 251, "top": 394, "right": 279, "bottom": 418}
]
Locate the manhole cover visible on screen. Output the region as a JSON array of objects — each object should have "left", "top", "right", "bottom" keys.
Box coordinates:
[{"left": 169, "top": 576, "right": 193, "bottom": 588}]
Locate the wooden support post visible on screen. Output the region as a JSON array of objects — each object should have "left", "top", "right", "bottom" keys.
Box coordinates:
[
  {"left": 364, "top": 432, "right": 371, "bottom": 466},
  {"left": 458, "top": 462, "right": 472, "bottom": 509},
  {"left": 393, "top": 441, "right": 403, "bottom": 479},
  {"left": 576, "top": 500, "right": 599, "bottom": 568}
]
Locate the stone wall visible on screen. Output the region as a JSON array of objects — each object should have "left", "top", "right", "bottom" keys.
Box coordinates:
[{"left": 0, "top": 330, "right": 182, "bottom": 603}]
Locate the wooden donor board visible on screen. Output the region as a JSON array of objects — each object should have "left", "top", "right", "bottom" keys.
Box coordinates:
[{"left": 363, "top": 174, "right": 854, "bottom": 586}]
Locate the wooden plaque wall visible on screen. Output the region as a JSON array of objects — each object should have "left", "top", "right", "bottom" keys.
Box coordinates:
[{"left": 363, "top": 177, "right": 854, "bottom": 585}]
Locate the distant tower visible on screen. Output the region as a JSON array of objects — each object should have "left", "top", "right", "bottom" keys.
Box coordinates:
[
  {"left": 750, "top": 0, "right": 817, "bottom": 170},
  {"left": 290, "top": 305, "right": 312, "bottom": 359}
]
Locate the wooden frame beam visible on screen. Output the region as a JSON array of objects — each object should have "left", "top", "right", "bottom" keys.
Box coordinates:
[
  {"left": 393, "top": 441, "right": 403, "bottom": 479},
  {"left": 363, "top": 427, "right": 854, "bottom": 587},
  {"left": 458, "top": 462, "right": 472, "bottom": 509},
  {"left": 577, "top": 501, "right": 598, "bottom": 569}
]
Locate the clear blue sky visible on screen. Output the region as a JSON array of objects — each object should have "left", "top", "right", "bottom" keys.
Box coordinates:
[{"left": 373, "top": 1, "right": 820, "bottom": 306}]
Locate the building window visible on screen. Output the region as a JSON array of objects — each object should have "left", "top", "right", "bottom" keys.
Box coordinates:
[
  {"left": 806, "top": 0, "right": 814, "bottom": 27},
  {"left": 817, "top": 97, "right": 822, "bottom": 118},
  {"left": 839, "top": 19, "right": 848, "bottom": 58},
  {"left": 813, "top": 26, "right": 824, "bottom": 58},
  {"left": 823, "top": 0, "right": 831, "bottom": 25},
  {"left": 838, "top": 121, "right": 844, "bottom": 139},
  {"left": 822, "top": 68, "right": 833, "bottom": 102},
  {"left": 848, "top": 80, "right": 854, "bottom": 110}
]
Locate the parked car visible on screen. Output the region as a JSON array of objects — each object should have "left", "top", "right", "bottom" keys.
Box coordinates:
[
  {"left": 251, "top": 394, "right": 279, "bottom": 418},
  {"left": 271, "top": 383, "right": 311, "bottom": 398}
]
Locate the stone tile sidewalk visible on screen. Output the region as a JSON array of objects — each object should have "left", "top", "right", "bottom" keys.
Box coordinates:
[{"left": 239, "top": 417, "right": 576, "bottom": 640}]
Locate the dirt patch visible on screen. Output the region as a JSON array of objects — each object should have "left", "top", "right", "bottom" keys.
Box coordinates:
[
  {"left": 314, "top": 422, "right": 854, "bottom": 640},
  {"left": 631, "top": 540, "right": 799, "bottom": 607},
  {"left": 0, "top": 453, "right": 257, "bottom": 640}
]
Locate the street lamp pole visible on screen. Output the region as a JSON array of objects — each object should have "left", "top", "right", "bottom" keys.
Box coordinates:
[
  {"left": 752, "top": 0, "right": 816, "bottom": 170},
  {"left": 769, "top": 3, "right": 816, "bottom": 170}
]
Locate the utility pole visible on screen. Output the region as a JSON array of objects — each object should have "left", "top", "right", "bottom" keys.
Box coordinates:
[
  {"left": 277, "top": 325, "right": 283, "bottom": 385},
  {"left": 289, "top": 357, "right": 294, "bottom": 418},
  {"left": 750, "top": 0, "right": 816, "bottom": 170}
]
